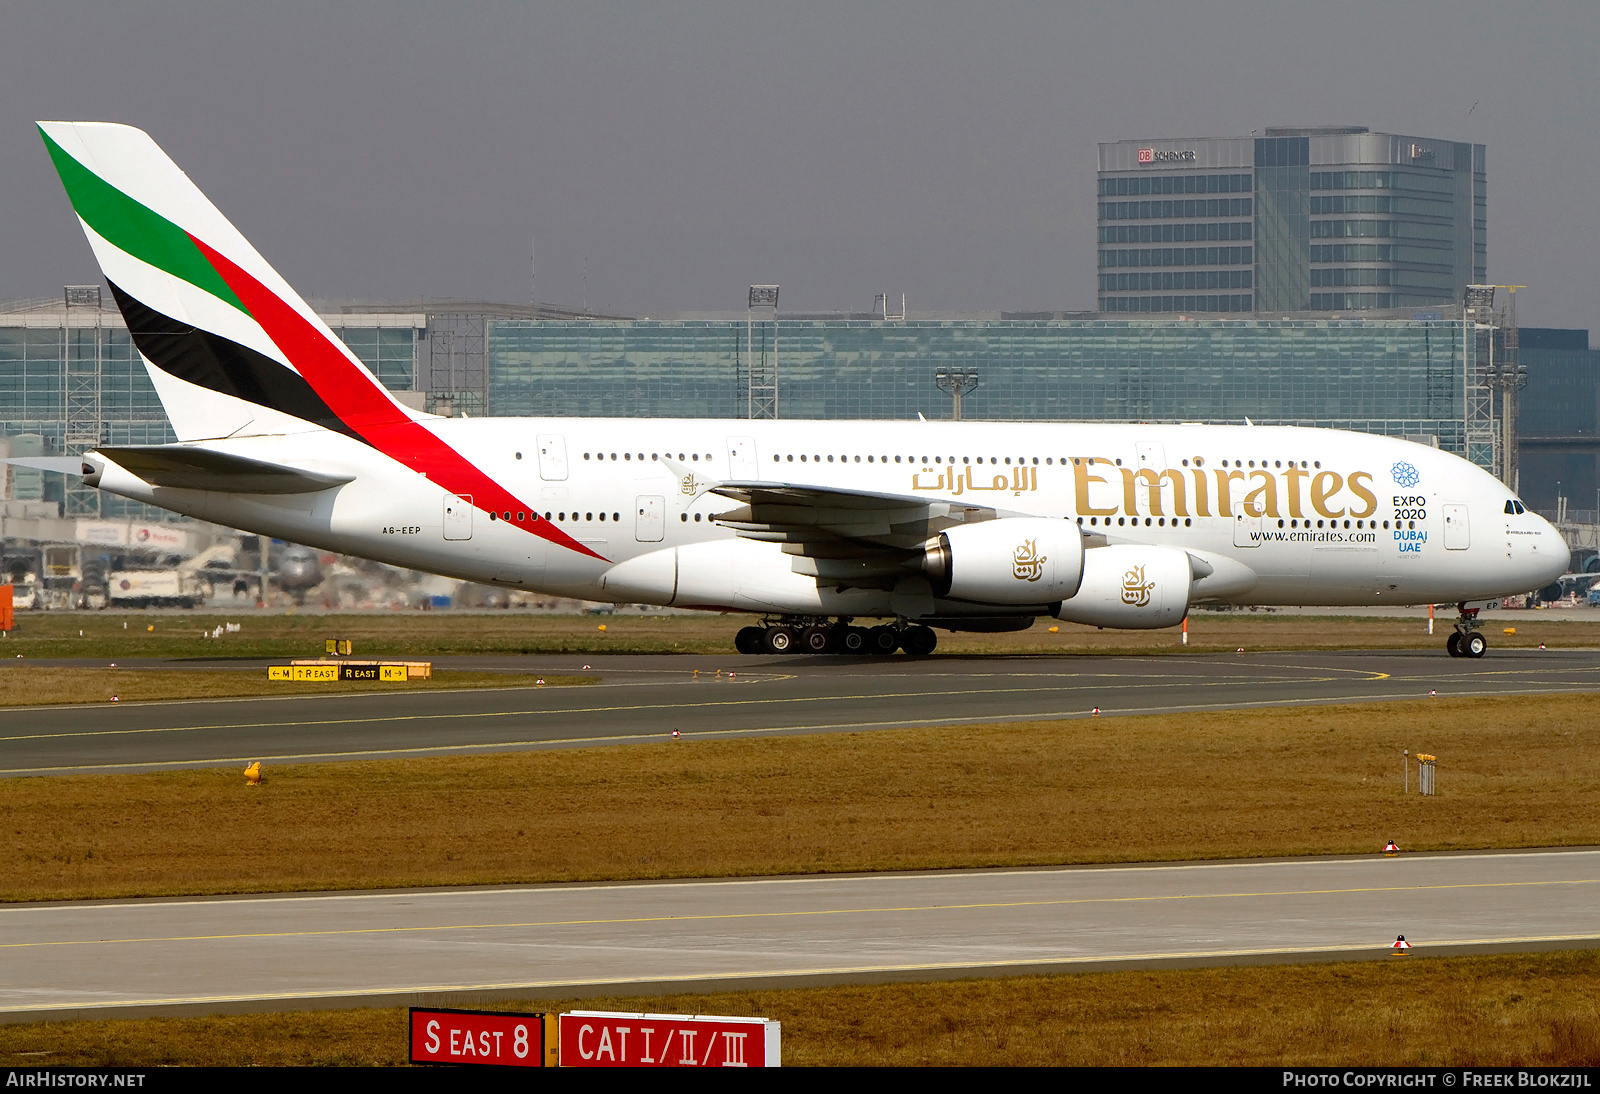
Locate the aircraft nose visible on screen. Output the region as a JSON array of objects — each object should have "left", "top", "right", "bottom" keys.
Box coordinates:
[{"left": 1530, "top": 514, "right": 1569, "bottom": 586}]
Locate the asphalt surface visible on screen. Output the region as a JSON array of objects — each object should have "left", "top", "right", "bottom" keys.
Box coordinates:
[
  {"left": 4, "top": 648, "right": 1600, "bottom": 777},
  {"left": 3, "top": 848, "right": 1596, "bottom": 1021}
]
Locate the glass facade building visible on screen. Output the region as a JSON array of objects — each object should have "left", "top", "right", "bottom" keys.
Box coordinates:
[
  {"left": 1099, "top": 128, "right": 1487, "bottom": 315},
  {"left": 488, "top": 315, "right": 1479, "bottom": 458},
  {"left": 1518, "top": 328, "right": 1600, "bottom": 514}
]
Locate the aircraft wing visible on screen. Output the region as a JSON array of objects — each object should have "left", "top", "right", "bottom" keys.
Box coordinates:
[
  {"left": 709, "top": 479, "right": 1003, "bottom": 584},
  {"left": 93, "top": 445, "right": 354, "bottom": 495}
]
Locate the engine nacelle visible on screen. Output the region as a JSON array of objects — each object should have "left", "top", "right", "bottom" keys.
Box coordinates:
[
  {"left": 1052, "top": 544, "right": 1191, "bottom": 629},
  {"left": 922, "top": 517, "right": 1085, "bottom": 605}
]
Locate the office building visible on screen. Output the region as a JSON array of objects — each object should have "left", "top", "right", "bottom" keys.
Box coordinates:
[{"left": 1098, "top": 127, "right": 1486, "bottom": 315}]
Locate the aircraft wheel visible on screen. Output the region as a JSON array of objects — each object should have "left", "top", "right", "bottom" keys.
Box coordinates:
[
  {"left": 1446, "top": 632, "right": 1462, "bottom": 657},
  {"left": 735, "top": 626, "right": 766, "bottom": 655},
  {"left": 764, "top": 627, "right": 797, "bottom": 654},
  {"left": 801, "top": 624, "right": 835, "bottom": 653},
  {"left": 1463, "top": 632, "right": 1488, "bottom": 658},
  {"left": 840, "top": 626, "right": 868, "bottom": 654},
  {"left": 868, "top": 626, "right": 900, "bottom": 655},
  {"left": 902, "top": 625, "right": 938, "bottom": 656}
]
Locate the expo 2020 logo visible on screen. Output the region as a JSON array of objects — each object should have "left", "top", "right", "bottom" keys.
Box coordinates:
[{"left": 1391, "top": 461, "right": 1420, "bottom": 488}]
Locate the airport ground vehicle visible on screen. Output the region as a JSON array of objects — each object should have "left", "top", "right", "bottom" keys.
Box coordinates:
[{"left": 21, "top": 122, "right": 1568, "bottom": 656}]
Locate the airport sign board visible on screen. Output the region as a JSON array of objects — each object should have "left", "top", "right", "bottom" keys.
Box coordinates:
[
  {"left": 409, "top": 1007, "right": 557, "bottom": 1067},
  {"left": 558, "top": 1011, "right": 780, "bottom": 1067}
]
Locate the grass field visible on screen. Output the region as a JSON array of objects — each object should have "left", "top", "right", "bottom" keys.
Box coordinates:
[
  {"left": 3, "top": 693, "right": 1597, "bottom": 902},
  {"left": 1, "top": 607, "right": 1595, "bottom": 660},
  {"left": 4, "top": 952, "right": 1598, "bottom": 1066}
]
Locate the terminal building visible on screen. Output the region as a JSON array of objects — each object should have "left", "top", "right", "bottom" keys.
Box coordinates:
[
  {"left": 1, "top": 291, "right": 1556, "bottom": 516},
  {"left": 1098, "top": 127, "right": 1487, "bottom": 315},
  {"left": 1, "top": 296, "right": 1591, "bottom": 524}
]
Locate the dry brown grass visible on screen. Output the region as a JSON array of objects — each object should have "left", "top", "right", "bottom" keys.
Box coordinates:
[
  {"left": 0, "top": 667, "right": 595, "bottom": 707},
  {"left": 4, "top": 952, "right": 1599, "bottom": 1066},
  {"left": 2, "top": 607, "right": 1596, "bottom": 660},
  {"left": 3, "top": 694, "right": 1598, "bottom": 902}
]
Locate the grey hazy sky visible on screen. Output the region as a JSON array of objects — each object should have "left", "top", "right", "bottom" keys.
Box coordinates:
[{"left": 3, "top": 2, "right": 1597, "bottom": 329}]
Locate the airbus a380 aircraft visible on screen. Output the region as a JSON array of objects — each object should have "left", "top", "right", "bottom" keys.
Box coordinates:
[{"left": 33, "top": 121, "right": 1566, "bottom": 657}]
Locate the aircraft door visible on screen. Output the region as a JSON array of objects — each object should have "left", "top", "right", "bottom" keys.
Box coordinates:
[
  {"left": 537, "top": 435, "right": 568, "bottom": 481},
  {"left": 1444, "top": 503, "right": 1469, "bottom": 550},
  {"left": 635, "top": 495, "right": 665, "bottom": 542},
  {"left": 443, "top": 493, "right": 473, "bottom": 541},
  {"left": 727, "top": 436, "right": 758, "bottom": 480},
  {"left": 1233, "top": 509, "right": 1262, "bottom": 547}
]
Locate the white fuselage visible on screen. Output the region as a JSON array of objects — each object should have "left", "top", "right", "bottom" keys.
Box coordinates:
[{"left": 90, "top": 417, "right": 1567, "bottom": 618}]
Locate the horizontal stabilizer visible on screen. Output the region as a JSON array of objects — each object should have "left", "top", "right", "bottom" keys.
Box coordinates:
[
  {"left": 93, "top": 445, "right": 354, "bottom": 495},
  {"left": 2, "top": 456, "right": 87, "bottom": 475}
]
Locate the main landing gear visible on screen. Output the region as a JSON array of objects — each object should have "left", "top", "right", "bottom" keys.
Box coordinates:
[
  {"left": 1445, "top": 603, "right": 1488, "bottom": 658},
  {"left": 734, "top": 618, "right": 938, "bottom": 656}
]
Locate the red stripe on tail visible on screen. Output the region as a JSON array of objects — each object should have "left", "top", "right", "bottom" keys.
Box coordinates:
[{"left": 189, "top": 235, "right": 606, "bottom": 562}]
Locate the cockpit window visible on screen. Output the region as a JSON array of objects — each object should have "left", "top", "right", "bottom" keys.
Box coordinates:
[
  {"left": 1505, "top": 500, "right": 1516, "bottom": 515},
  {"left": 1514, "top": 501, "right": 1526, "bottom": 515}
]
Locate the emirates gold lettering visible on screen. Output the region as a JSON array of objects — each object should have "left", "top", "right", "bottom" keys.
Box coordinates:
[
  {"left": 878, "top": 455, "right": 1375, "bottom": 525},
  {"left": 1347, "top": 472, "right": 1378, "bottom": 518},
  {"left": 1188, "top": 468, "right": 1210, "bottom": 517},
  {"left": 1158, "top": 470, "right": 1188, "bottom": 517},
  {"left": 1121, "top": 564, "right": 1155, "bottom": 607},
  {"left": 1310, "top": 471, "right": 1345, "bottom": 517},
  {"left": 1214, "top": 469, "right": 1246, "bottom": 516},
  {"left": 1128, "top": 468, "right": 1164, "bottom": 515},
  {"left": 1284, "top": 465, "right": 1308, "bottom": 518},
  {"left": 1243, "top": 470, "right": 1278, "bottom": 518},
  {"left": 1075, "top": 458, "right": 1118, "bottom": 516},
  {"left": 1013, "top": 539, "right": 1047, "bottom": 582}
]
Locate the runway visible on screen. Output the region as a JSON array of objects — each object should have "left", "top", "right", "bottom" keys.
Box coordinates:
[
  {"left": 4, "top": 648, "right": 1599, "bottom": 776},
  {"left": 2, "top": 848, "right": 1596, "bottom": 1022}
]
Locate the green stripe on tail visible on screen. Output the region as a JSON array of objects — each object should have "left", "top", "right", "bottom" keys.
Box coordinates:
[{"left": 39, "top": 126, "right": 248, "bottom": 315}]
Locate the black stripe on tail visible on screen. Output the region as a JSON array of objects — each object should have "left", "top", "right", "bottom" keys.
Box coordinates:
[{"left": 109, "top": 281, "right": 364, "bottom": 443}]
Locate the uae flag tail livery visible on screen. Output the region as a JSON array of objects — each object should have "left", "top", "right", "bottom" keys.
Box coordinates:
[{"left": 38, "top": 121, "right": 601, "bottom": 562}]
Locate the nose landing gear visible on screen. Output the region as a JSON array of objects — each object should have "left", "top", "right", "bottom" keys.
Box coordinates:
[{"left": 1446, "top": 604, "right": 1487, "bottom": 658}]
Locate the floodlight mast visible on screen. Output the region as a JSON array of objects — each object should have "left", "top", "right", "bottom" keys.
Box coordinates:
[
  {"left": 747, "top": 285, "right": 779, "bottom": 419},
  {"left": 1463, "top": 285, "right": 1498, "bottom": 478},
  {"left": 935, "top": 367, "right": 979, "bottom": 421}
]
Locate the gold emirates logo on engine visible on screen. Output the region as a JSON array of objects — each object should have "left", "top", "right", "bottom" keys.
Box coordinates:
[
  {"left": 1013, "top": 539, "right": 1047, "bottom": 582},
  {"left": 1121, "top": 564, "right": 1155, "bottom": 607}
]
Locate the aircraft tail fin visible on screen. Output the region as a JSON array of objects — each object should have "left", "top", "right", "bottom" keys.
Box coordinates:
[{"left": 38, "top": 121, "right": 423, "bottom": 444}]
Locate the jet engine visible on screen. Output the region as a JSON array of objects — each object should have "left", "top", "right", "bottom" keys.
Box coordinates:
[
  {"left": 922, "top": 518, "right": 1085, "bottom": 605},
  {"left": 1052, "top": 543, "right": 1191, "bottom": 629}
]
